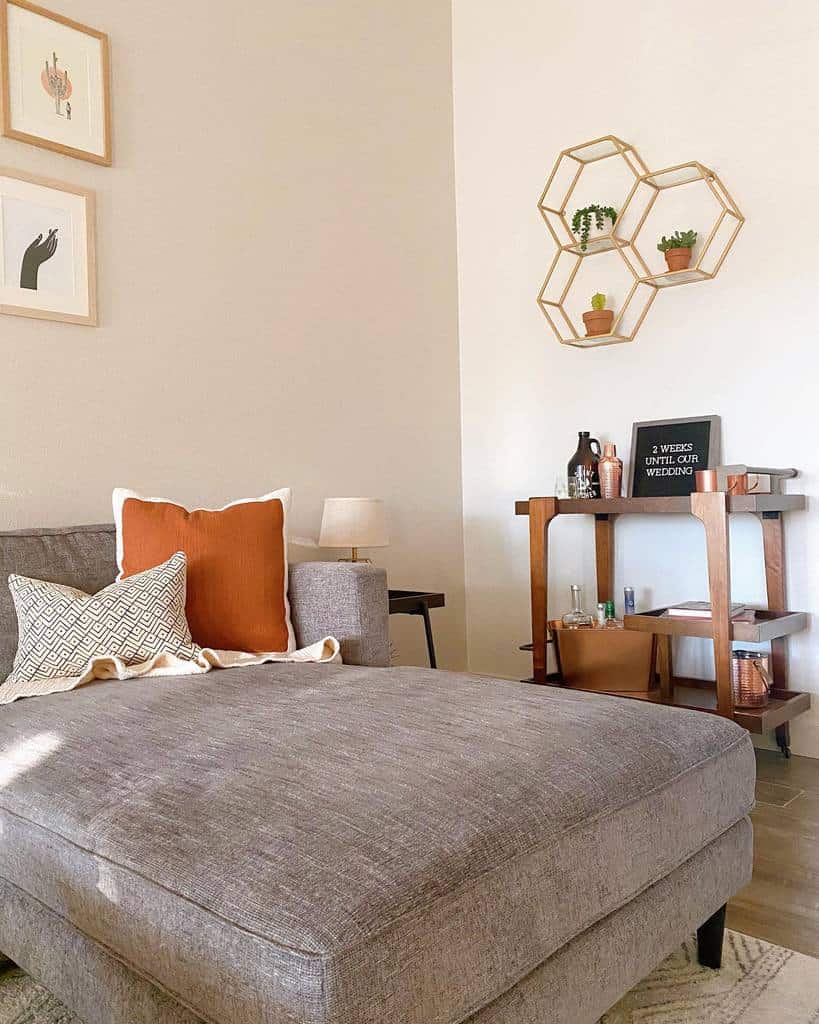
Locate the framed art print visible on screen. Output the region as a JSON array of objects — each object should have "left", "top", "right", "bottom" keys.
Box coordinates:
[
  {"left": 0, "top": 168, "right": 96, "bottom": 325},
  {"left": 0, "top": 0, "right": 111, "bottom": 165}
]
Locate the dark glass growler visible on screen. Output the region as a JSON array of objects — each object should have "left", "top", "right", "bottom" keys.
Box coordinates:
[{"left": 567, "top": 431, "right": 601, "bottom": 497}]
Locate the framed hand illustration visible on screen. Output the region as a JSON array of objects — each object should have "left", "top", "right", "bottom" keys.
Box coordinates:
[
  {"left": 0, "top": 168, "right": 96, "bottom": 325},
  {"left": 0, "top": 0, "right": 111, "bottom": 165}
]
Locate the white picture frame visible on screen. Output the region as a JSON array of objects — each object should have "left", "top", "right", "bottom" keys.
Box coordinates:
[
  {"left": 0, "top": 167, "right": 96, "bottom": 325},
  {"left": 0, "top": 0, "right": 111, "bottom": 165}
]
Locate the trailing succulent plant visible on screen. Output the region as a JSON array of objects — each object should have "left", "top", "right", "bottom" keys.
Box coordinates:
[
  {"left": 657, "top": 230, "right": 697, "bottom": 252},
  {"left": 591, "top": 292, "right": 607, "bottom": 310},
  {"left": 571, "top": 205, "right": 617, "bottom": 250}
]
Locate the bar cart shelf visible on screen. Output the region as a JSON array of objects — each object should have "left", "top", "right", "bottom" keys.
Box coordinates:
[
  {"left": 515, "top": 492, "right": 810, "bottom": 757},
  {"left": 624, "top": 608, "right": 807, "bottom": 643}
]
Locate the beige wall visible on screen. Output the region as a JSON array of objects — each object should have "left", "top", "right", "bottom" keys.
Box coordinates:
[
  {"left": 453, "top": 0, "right": 819, "bottom": 753},
  {"left": 0, "top": 0, "right": 466, "bottom": 669}
]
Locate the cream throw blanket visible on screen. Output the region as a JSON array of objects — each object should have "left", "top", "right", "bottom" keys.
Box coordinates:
[
  {"left": 0, "top": 638, "right": 341, "bottom": 705},
  {"left": 0, "top": 550, "right": 340, "bottom": 705}
]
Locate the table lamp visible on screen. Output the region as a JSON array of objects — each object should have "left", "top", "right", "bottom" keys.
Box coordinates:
[{"left": 319, "top": 498, "right": 389, "bottom": 563}]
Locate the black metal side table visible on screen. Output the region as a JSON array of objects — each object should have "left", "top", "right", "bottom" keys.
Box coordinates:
[{"left": 388, "top": 590, "right": 445, "bottom": 668}]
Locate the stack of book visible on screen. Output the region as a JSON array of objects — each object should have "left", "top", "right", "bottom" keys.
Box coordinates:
[{"left": 665, "top": 602, "right": 756, "bottom": 622}]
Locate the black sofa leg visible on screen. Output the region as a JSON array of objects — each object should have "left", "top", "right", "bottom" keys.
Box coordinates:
[{"left": 697, "top": 904, "right": 727, "bottom": 969}]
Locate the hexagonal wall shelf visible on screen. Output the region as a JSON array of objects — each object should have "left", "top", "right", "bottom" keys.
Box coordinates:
[
  {"left": 616, "top": 162, "right": 745, "bottom": 288},
  {"left": 536, "top": 138, "right": 744, "bottom": 350},
  {"left": 538, "top": 135, "right": 649, "bottom": 255},
  {"left": 537, "top": 246, "right": 657, "bottom": 349}
]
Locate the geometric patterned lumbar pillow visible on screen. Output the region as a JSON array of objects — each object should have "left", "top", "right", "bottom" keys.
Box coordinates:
[{"left": 5, "top": 551, "right": 200, "bottom": 687}]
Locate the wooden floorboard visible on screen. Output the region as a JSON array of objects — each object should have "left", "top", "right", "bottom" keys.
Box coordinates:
[{"left": 726, "top": 749, "right": 819, "bottom": 957}]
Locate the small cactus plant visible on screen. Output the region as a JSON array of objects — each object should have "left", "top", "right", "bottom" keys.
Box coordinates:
[
  {"left": 657, "top": 230, "right": 697, "bottom": 253},
  {"left": 583, "top": 292, "right": 614, "bottom": 337}
]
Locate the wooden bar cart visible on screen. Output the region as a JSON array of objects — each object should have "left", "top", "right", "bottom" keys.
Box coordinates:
[{"left": 516, "top": 493, "right": 810, "bottom": 757}]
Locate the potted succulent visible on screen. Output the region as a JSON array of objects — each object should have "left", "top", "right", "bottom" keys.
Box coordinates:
[
  {"left": 582, "top": 292, "right": 613, "bottom": 337},
  {"left": 571, "top": 204, "right": 617, "bottom": 251},
  {"left": 657, "top": 230, "right": 697, "bottom": 272}
]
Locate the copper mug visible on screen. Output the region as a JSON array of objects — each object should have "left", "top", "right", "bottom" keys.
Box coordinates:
[
  {"left": 731, "top": 650, "right": 772, "bottom": 708},
  {"left": 695, "top": 469, "right": 718, "bottom": 492},
  {"left": 727, "top": 473, "right": 761, "bottom": 496}
]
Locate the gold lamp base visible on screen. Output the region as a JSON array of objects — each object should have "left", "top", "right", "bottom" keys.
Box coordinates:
[{"left": 338, "top": 547, "right": 372, "bottom": 564}]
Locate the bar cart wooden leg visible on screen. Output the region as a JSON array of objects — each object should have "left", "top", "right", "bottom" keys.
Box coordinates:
[
  {"left": 656, "top": 634, "right": 674, "bottom": 702},
  {"left": 594, "top": 514, "right": 615, "bottom": 605},
  {"left": 758, "top": 511, "right": 793, "bottom": 757},
  {"left": 691, "top": 492, "right": 734, "bottom": 719},
  {"left": 528, "top": 498, "right": 559, "bottom": 684},
  {"left": 758, "top": 512, "right": 789, "bottom": 685}
]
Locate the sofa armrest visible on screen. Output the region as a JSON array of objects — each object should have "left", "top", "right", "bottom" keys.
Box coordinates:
[{"left": 288, "top": 562, "right": 389, "bottom": 667}]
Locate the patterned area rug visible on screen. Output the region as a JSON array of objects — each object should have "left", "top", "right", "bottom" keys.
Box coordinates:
[
  {"left": 1, "top": 931, "right": 818, "bottom": 1023},
  {"left": 601, "top": 930, "right": 819, "bottom": 1023},
  {"left": 0, "top": 962, "right": 78, "bottom": 1024}
]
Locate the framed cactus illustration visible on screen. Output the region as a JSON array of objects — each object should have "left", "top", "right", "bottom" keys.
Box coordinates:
[{"left": 0, "top": 0, "right": 111, "bottom": 165}]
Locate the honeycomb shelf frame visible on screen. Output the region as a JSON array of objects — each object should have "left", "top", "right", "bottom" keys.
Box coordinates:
[
  {"left": 537, "top": 135, "right": 650, "bottom": 255},
  {"left": 617, "top": 161, "right": 745, "bottom": 288},
  {"left": 536, "top": 245, "right": 657, "bottom": 349},
  {"left": 536, "top": 138, "right": 745, "bottom": 350}
]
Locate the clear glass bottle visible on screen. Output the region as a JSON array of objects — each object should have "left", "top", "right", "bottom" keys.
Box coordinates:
[{"left": 562, "top": 584, "right": 594, "bottom": 628}]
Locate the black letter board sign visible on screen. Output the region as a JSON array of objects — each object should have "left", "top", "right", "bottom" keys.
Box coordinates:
[{"left": 628, "top": 416, "right": 721, "bottom": 497}]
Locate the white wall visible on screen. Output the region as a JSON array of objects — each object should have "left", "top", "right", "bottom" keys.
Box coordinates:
[
  {"left": 453, "top": 0, "right": 819, "bottom": 753},
  {"left": 0, "top": 0, "right": 466, "bottom": 670}
]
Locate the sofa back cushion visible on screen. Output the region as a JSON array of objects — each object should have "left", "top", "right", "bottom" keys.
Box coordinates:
[
  {"left": 0, "top": 524, "right": 389, "bottom": 677},
  {"left": 0, "top": 525, "right": 117, "bottom": 681}
]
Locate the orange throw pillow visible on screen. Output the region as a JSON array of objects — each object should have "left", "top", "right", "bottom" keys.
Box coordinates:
[{"left": 113, "top": 488, "right": 293, "bottom": 654}]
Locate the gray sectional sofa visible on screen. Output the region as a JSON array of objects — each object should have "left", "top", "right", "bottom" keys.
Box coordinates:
[{"left": 0, "top": 525, "right": 755, "bottom": 1024}]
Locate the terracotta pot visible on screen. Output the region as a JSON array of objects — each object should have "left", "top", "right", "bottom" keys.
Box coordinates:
[
  {"left": 582, "top": 309, "right": 614, "bottom": 337},
  {"left": 664, "top": 247, "right": 692, "bottom": 272}
]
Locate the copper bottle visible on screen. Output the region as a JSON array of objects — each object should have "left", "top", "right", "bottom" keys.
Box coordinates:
[{"left": 598, "top": 443, "right": 623, "bottom": 499}]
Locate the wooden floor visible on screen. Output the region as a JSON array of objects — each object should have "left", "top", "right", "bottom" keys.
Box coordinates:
[{"left": 727, "top": 748, "right": 819, "bottom": 957}]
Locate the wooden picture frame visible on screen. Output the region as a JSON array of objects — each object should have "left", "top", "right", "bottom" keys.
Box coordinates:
[
  {"left": 0, "top": 167, "right": 97, "bottom": 325},
  {"left": 628, "top": 415, "right": 721, "bottom": 498},
  {"left": 0, "top": 0, "right": 111, "bottom": 165}
]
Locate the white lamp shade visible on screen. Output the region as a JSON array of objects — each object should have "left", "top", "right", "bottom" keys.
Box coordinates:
[{"left": 319, "top": 498, "right": 389, "bottom": 549}]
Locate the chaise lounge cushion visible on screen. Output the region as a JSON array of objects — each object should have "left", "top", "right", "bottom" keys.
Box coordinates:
[{"left": 0, "top": 665, "right": 755, "bottom": 1024}]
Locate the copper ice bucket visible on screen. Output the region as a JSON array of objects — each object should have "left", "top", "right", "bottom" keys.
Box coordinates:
[{"left": 731, "top": 650, "right": 772, "bottom": 709}]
